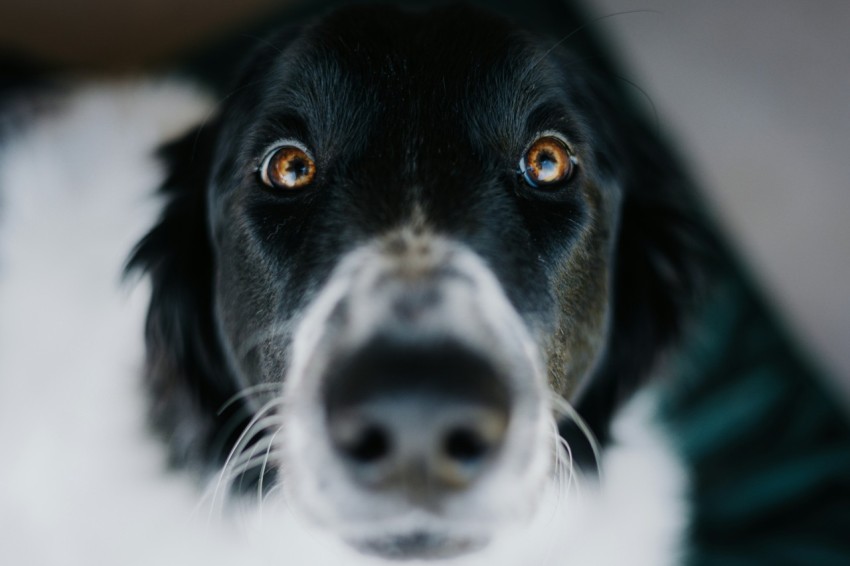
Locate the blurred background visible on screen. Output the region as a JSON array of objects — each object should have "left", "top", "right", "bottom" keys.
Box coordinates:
[{"left": 2, "top": 0, "right": 848, "bottom": 394}]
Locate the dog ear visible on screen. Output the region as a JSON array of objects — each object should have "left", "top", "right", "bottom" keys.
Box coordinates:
[
  {"left": 127, "top": 122, "right": 248, "bottom": 471},
  {"left": 126, "top": 27, "right": 307, "bottom": 472},
  {"left": 574, "top": 74, "right": 720, "bottom": 441}
]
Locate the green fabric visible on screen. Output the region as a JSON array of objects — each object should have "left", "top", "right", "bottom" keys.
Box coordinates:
[{"left": 658, "top": 270, "right": 850, "bottom": 564}]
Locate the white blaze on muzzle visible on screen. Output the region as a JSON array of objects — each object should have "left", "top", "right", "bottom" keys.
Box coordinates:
[{"left": 277, "top": 227, "right": 554, "bottom": 550}]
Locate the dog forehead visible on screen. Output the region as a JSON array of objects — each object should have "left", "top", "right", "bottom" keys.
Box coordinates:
[
  {"left": 304, "top": 3, "right": 525, "bottom": 71},
  {"left": 256, "top": 5, "right": 546, "bottom": 136}
]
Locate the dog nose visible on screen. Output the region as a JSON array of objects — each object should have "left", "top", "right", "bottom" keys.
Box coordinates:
[
  {"left": 328, "top": 397, "right": 508, "bottom": 494},
  {"left": 324, "top": 338, "right": 510, "bottom": 499}
]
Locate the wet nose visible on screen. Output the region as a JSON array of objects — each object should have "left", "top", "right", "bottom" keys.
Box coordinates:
[{"left": 324, "top": 338, "right": 511, "bottom": 500}]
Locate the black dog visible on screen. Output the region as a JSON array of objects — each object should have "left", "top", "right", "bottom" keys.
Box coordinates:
[{"left": 124, "top": 0, "right": 850, "bottom": 561}]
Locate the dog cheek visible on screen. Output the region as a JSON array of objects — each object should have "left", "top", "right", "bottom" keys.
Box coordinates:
[
  {"left": 545, "top": 204, "right": 612, "bottom": 397},
  {"left": 214, "top": 232, "right": 290, "bottom": 387}
]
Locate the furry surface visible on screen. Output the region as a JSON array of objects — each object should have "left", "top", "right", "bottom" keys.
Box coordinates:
[{"left": 0, "top": 82, "right": 688, "bottom": 565}]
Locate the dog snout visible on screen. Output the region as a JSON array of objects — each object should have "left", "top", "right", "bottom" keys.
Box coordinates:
[
  {"left": 282, "top": 236, "right": 548, "bottom": 534},
  {"left": 323, "top": 338, "right": 511, "bottom": 501}
]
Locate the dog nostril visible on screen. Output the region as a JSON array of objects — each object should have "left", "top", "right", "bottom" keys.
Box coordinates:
[
  {"left": 443, "top": 427, "right": 490, "bottom": 464},
  {"left": 329, "top": 410, "right": 394, "bottom": 466},
  {"left": 344, "top": 424, "right": 391, "bottom": 464},
  {"left": 434, "top": 410, "right": 508, "bottom": 490}
]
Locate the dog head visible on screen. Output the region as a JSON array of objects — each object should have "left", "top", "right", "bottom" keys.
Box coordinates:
[{"left": 129, "top": 2, "right": 711, "bottom": 559}]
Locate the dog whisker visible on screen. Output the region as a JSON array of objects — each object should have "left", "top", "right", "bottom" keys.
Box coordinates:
[
  {"left": 224, "top": 418, "right": 284, "bottom": 475},
  {"left": 217, "top": 383, "right": 280, "bottom": 416},
  {"left": 208, "top": 446, "right": 285, "bottom": 520},
  {"left": 546, "top": 415, "right": 576, "bottom": 507},
  {"left": 210, "top": 399, "right": 283, "bottom": 520},
  {"left": 556, "top": 433, "right": 577, "bottom": 502},
  {"left": 262, "top": 483, "right": 284, "bottom": 507},
  {"left": 234, "top": 435, "right": 277, "bottom": 494},
  {"left": 606, "top": 71, "right": 660, "bottom": 136},
  {"left": 257, "top": 429, "right": 283, "bottom": 521},
  {"left": 548, "top": 393, "right": 603, "bottom": 479},
  {"left": 223, "top": 449, "right": 284, "bottom": 493},
  {"left": 522, "top": 10, "right": 661, "bottom": 83}
]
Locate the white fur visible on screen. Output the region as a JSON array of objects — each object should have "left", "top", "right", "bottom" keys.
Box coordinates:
[
  {"left": 277, "top": 235, "right": 552, "bottom": 536},
  {"left": 0, "top": 81, "right": 689, "bottom": 565}
]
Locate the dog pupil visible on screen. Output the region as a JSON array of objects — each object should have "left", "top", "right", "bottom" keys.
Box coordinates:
[
  {"left": 536, "top": 151, "right": 558, "bottom": 180},
  {"left": 287, "top": 158, "right": 307, "bottom": 178}
]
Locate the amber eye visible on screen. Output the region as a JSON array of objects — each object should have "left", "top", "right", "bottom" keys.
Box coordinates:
[
  {"left": 518, "top": 136, "right": 576, "bottom": 188},
  {"left": 260, "top": 145, "right": 317, "bottom": 190}
]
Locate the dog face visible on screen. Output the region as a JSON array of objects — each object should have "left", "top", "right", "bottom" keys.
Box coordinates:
[
  {"left": 131, "top": 2, "right": 710, "bottom": 559},
  {"left": 211, "top": 4, "right": 617, "bottom": 398}
]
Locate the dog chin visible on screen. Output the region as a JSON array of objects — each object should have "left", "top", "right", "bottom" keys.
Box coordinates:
[{"left": 348, "top": 525, "right": 489, "bottom": 560}]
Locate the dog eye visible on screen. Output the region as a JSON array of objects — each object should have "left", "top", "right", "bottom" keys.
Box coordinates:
[
  {"left": 518, "top": 136, "right": 576, "bottom": 188},
  {"left": 260, "top": 145, "right": 317, "bottom": 190}
]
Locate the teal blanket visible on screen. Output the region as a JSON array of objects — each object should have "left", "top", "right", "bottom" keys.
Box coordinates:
[{"left": 659, "top": 271, "right": 850, "bottom": 564}]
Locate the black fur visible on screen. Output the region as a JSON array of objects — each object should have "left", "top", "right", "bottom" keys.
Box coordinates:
[
  {"left": 128, "top": 124, "right": 250, "bottom": 468},
  {"left": 128, "top": 1, "right": 718, "bottom": 475}
]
